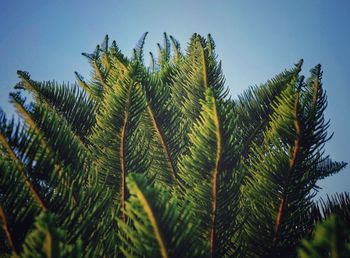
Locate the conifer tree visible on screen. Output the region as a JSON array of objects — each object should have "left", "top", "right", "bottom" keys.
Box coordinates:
[{"left": 0, "top": 33, "right": 348, "bottom": 257}]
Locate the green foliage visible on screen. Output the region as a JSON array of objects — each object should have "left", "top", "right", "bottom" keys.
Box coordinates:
[
  {"left": 178, "top": 88, "right": 242, "bottom": 257},
  {"left": 0, "top": 33, "right": 348, "bottom": 257},
  {"left": 118, "top": 173, "right": 201, "bottom": 258},
  {"left": 19, "top": 212, "right": 83, "bottom": 258},
  {"left": 298, "top": 215, "right": 350, "bottom": 258}
]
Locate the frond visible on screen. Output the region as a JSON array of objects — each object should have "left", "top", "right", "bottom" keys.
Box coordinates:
[
  {"left": 0, "top": 116, "right": 75, "bottom": 252},
  {"left": 0, "top": 104, "right": 115, "bottom": 257},
  {"left": 133, "top": 32, "right": 148, "bottom": 63},
  {"left": 298, "top": 215, "right": 350, "bottom": 258},
  {"left": 138, "top": 71, "right": 184, "bottom": 190},
  {"left": 315, "top": 157, "right": 347, "bottom": 180},
  {"left": 118, "top": 173, "right": 202, "bottom": 258},
  {"left": 178, "top": 88, "right": 243, "bottom": 257},
  {"left": 81, "top": 44, "right": 109, "bottom": 97},
  {"left": 157, "top": 32, "right": 171, "bottom": 68},
  {"left": 89, "top": 61, "right": 149, "bottom": 211},
  {"left": 241, "top": 79, "right": 307, "bottom": 257},
  {"left": 148, "top": 51, "right": 155, "bottom": 72},
  {"left": 170, "top": 33, "right": 228, "bottom": 134},
  {"left": 15, "top": 71, "right": 97, "bottom": 142},
  {"left": 110, "top": 39, "right": 129, "bottom": 65},
  {"left": 169, "top": 35, "right": 181, "bottom": 63},
  {"left": 9, "top": 92, "right": 89, "bottom": 180},
  {"left": 0, "top": 158, "right": 40, "bottom": 254},
  {"left": 78, "top": 36, "right": 129, "bottom": 101},
  {"left": 101, "top": 35, "right": 111, "bottom": 69},
  {"left": 299, "top": 64, "right": 347, "bottom": 182},
  {"left": 19, "top": 212, "right": 83, "bottom": 258},
  {"left": 240, "top": 64, "right": 339, "bottom": 257},
  {"left": 316, "top": 192, "right": 350, "bottom": 227},
  {"left": 235, "top": 59, "right": 303, "bottom": 160}
]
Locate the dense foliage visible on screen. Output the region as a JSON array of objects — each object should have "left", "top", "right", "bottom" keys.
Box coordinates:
[{"left": 0, "top": 33, "right": 349, "bottom": 257}]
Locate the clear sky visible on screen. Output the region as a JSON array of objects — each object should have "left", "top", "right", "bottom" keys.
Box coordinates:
[{"left": 0, "top": 0, "right": 349, "bottom": 198}]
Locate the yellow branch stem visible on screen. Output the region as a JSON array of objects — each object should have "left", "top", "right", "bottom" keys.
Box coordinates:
[{"left": 134, "top": 183, "right": 168, "bottom": 258}]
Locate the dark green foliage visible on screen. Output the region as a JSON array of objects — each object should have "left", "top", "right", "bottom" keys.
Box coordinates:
[
  {"left": 234, "top": 60, "right": 303, "bottom": 160},
  {"left": 298, "top": 215, "right": 350, "bottom": 258},
  {"left": 15, "top": 71, "right": 97, "bottom": 142},
  {"left": 0, "top": 33, "right": 347, "bottom": 257},
  {"left": 118, "top": 173, "right": 201, "bottom": 258},
  {"left": 178, "top": 88, "right": 242, "bottom": 257},
  {"left": 19, "top": 212, "right": 83, "bottom": 258}
]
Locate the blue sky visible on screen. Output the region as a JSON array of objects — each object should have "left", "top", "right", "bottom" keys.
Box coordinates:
[{"left": 0, "top": 0, "right": 349, "bottom": 198}]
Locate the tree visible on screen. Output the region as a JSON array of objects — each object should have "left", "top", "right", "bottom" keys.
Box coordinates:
[{"left": 0, "top": 33, "right": 348, "bottom": 258}]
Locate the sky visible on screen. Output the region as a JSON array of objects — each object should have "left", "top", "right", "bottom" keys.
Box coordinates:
[{"left": 0, "top": 0, "right": 349, "bottom": 198}]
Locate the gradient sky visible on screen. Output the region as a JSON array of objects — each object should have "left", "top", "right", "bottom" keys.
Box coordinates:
[{"left": 0, "top": 0, "right": 349, "bottom": 198}]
